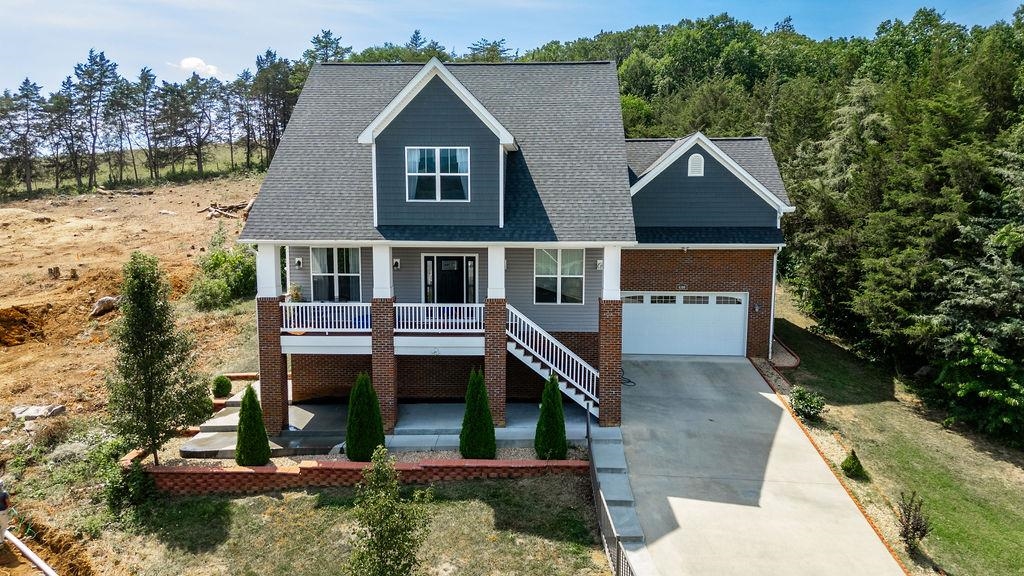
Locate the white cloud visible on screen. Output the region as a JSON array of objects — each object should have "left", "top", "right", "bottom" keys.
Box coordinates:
[{"left": 171, "top": 56, "right": 220, "bottom": 77}]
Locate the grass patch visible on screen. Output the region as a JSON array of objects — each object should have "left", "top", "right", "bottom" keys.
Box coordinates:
[
  {"left": 107, "top": 476, "right": 608, "bottom": 576},
  {"left": 776, "top": 318, "right": 1024, "bottom": 575}
]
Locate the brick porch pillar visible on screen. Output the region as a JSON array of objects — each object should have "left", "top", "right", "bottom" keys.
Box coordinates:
[
  {"left": 371, "top": 297, "right": 397, "bottom": 432},
  {"left": 484, "top": 298, "right": 507, "bottom": 427},
  {"left": 256, "top": 296, "right": 289, "bottom": 435},
  {"left": 598, "top": 298, "right": 622, "bottom": 427}
]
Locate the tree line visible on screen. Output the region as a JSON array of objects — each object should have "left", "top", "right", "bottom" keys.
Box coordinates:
[{"left": 0, "top": 30, "right": 513, "bottom": 195}]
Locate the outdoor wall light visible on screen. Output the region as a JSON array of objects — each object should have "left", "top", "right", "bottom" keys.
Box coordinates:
[
  {"left": 294, "top": 257, "right": 302, "bottom": 269},
  {"left": 393, "top": 258, "right": 401, "bottom": 270},
  {"left": 596, "top": 259, "right": 604, "bottom": 270}
]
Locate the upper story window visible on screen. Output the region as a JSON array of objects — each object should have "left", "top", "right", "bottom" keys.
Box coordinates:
[
  {"left": 534, "top": 248, "right": 585, "bottom": 305},
  {"left": 688, "top": 153, "right": 704, "bottom": 177},
  {"left": 311, "top": 247, "right": 361, "bottom": 302},
  {"left": 406, "top": 147, "right": 470, "bottom": 201}
]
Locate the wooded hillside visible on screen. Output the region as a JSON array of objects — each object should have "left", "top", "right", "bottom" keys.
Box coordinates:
[{"left": 2, "top": 9, "right": 1022, "bottom": 441}]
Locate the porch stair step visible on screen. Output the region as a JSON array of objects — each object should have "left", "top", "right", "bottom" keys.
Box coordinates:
[{"left": 507, "top": 341, "right": 599, "bottom": 418}]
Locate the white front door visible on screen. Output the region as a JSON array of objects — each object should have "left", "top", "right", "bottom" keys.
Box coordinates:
[{"left": 622, "top": 292, "right": 748, "bottom": 356}]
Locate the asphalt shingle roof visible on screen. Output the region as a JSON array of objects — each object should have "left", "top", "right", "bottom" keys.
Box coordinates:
[
  {"left": 624, "top": 136, "right": 792, "bottom": 206},
  {"left": 241, "top": 62, "right": 636, "bottom": 243},
  {"left": 635, "top": 226, "right": 784, "bottom": 245}
]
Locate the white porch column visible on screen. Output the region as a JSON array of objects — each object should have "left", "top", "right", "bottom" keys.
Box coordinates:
[
  {"left": 256, "top": 243, "right": 281, "bottom": 297},
  {"left": 372, "top": 244, "right": 394, "bottom": 298},
  {"left": 601, "top": 246, "right": 621, "bottom": 300},
  {"left": 487, "top": 246, "right": 506, "bottom": 299}
]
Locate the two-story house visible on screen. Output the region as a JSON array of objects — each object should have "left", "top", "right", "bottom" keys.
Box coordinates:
[{"left": 240, "top": 58, "right": 794, "bottom": 435}]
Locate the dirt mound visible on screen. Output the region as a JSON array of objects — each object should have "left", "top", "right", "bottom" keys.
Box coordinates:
[
  {"left": 0, "top": 305, "right": 46, "bottom": 346},
  {"left": 7, "top": 516, "right": 97, "bottom": 576}
]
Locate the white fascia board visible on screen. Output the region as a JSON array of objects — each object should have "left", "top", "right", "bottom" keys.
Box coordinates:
[
  {"left": 357, "top": 57, "right": 516, "bottom": 149},
  {"left": 630, "top": 131, "right": 793, "bottom": 214}
]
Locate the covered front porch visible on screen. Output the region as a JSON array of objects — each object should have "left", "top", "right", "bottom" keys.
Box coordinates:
[{"left": 254, "top": 243, "right": 625, "bottom": 435}]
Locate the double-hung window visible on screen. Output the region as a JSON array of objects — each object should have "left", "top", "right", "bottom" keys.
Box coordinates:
[
  {"left": 311, "top": 247, "right": 361, "bottom": 302},
  {"left": 534, "top": 249, "right": 585, "bottom": 304},
  {"left": 406, "top": 147, "right": 470, "bottom": 201}
]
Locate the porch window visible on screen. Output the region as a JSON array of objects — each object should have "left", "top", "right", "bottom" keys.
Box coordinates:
[
  {"left": 311, "top": 247, "right": 361, "bottom": 302},
  {"left": 406, "top": 147, "right": 470, "bottom": 201},
  {"left": 534, "top": 249, "right": 585, "bottom": 304}
]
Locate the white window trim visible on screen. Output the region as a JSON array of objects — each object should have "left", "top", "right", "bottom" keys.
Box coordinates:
[
  {"left": 420, "top": 253, "right": 480, "bottom": 304},
  {"left": 310, "top": 247, "right": 362, "bottom": 302},
  {"left": 533, "top": 248, "right": 586, "bottom": 306},
  {"left": 405, "top": 146, "right": 471, "bottom": 203},
  {"left": 688, "top": 153, "right": 704, "bottom": 177}
]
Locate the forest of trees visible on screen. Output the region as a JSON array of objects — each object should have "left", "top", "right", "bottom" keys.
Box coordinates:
[{"left": 1, "top": 9, "right": 1022, "bottom": 442}]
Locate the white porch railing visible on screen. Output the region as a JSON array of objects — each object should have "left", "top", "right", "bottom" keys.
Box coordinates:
[
  {"left": 506, "top": 303, "right": 600, "bottom": 403},
  {"left": 394, "top": 303, "right": 485, "bottom": 333},
  {"left": 280, "top": 302, "right": 372, "bottom": 333}
]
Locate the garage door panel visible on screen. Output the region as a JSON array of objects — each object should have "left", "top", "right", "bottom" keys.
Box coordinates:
[{"left": 622, "top": 292, "right": 747, "bottom": 356}]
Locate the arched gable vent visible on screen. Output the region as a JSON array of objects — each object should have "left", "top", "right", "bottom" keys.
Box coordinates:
[{"left": 688, "top": 153, "right": 704, "bottom": 177}]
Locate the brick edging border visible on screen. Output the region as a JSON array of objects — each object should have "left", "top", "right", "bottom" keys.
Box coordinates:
[
  {"left": 750, "top": 360, "right": 912, "bottom": 576},
  {"left": 120, "top": 449, "right": 589, "bottom": 496}
]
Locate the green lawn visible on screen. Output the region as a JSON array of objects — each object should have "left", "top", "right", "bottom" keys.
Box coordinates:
[
  {"left": 776, "top": 318, "right": 1024, "bottom": 576},
  {"left": 112, "top": 477, "right": 609, "bottom": 576}
]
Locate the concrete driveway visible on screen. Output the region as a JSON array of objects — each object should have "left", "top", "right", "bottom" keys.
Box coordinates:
[{"left": 621, "top": 356, "right": 904, "bottom": 576}]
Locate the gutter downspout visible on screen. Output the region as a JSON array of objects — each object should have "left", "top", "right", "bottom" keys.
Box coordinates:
[{"left": 768, "top": 246, "right": 780, "bottom": 360}]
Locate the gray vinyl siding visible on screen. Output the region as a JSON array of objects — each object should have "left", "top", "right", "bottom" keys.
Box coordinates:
[
  {"left": 375, "top": 76, "right": 500, "bottom": 227},
  {"left": 285, "top": 246, "right": 372, "bottom": 303},
  {"left": 505, "top": 248, "right": 601, "bottom": 332},
  {"left": 632, "top": 143, "right": 778, "bottom": 228},
  {"left": 392, "top": 248, "right": 488, "bottom": 304}
]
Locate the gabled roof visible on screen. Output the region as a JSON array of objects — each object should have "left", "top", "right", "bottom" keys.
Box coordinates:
[
  {"left": 241, "top": 61, "right": 635, "bottom": 244},
  {"left": 357, "top": 58, "right": 516, "bottom": 149},
  {"left": 626, "top": 133, "right": 793, "bottom": 210}
]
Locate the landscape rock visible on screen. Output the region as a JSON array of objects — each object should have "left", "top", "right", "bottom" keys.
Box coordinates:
[
  {"left": 11, "top": 404, "right": 66, "bottom": 421},
  {"left": 49, "top": 441, "right": 89, "bottom": 463},
  {"left": 90, "top": 296, "right": 121, "bottom": 317}
]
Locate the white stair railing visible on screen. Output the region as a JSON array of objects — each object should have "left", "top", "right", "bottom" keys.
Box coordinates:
[
  {"left": 280, "top": 302, "right": 372, "bottom": 333},
  {"left": 394, "top": 303, "right": 485, "bottom": 333},
  {"left": 506, "top": 303, "right": 600, "bottom": 403}
]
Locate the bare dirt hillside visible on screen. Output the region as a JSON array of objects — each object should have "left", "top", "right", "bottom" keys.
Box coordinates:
[{"left": 0, "top": 176, "right": 262, "bottom": 417}]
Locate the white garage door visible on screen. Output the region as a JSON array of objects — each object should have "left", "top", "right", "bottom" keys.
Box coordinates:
[{"left": 622, "top": 292, "right": 748, "bottom": 356}]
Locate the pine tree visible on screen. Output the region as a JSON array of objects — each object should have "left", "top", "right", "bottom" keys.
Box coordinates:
[
  {"left": 535, "top": 374, "right": 568, "bottom": 460},
  {"left": 106, "top": 252, "right": 212, "bottom": 465},
  {"left": 235, "top": 384, "right": 271, "bottom": 466},
  {"left": 346, "top": 372, "right": 385, "bottom": 462},
  {"left": 459, "top": 369, "right": 496, "bottom": 459}
]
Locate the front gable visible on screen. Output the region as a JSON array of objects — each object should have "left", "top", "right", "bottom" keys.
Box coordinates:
[
  {"left": 631, "top": 142, "right": 779, "bottom": 228},
  {"left": 375, "top": 75, "right": 502, "bottom": 228}
]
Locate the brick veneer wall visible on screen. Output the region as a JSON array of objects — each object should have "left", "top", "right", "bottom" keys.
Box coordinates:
[
  {"left": 549, "top": 331, "right": 599, "bottom": 366},
  {"left": 291, "top": 354, "right": 372, "bottom": 402},
  {"left": 598, "top": 299, "right": 622, "bottom": 427},
  {"left": 371, "top": 298, "right": 397, "bottom": 432},
  {"left": 122, "top": 450, "right": 588, "bottom": 496},
  {"left": 484, "top": 298, "right": 508, "bottom": 426},
  {"left": 621, "top": 249, "right": 775, "bottom": 357},
  {"left": 396, "top": 356, "right": 481, "bottom": 400},
  {"left": 256, "top": 297, "right": 289, "bottom": 434}
]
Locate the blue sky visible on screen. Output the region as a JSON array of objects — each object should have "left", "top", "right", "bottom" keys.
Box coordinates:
[{"left": 0, "top": 0, "right": 1017, "bottom": 93}]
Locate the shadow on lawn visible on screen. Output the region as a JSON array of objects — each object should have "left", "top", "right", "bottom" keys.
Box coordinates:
[
  {"left": 774, "top": 319, "right": 896, "bottom": 406},
  {"left": 131, "top": 496, "right": 233, "bottom": 552}
]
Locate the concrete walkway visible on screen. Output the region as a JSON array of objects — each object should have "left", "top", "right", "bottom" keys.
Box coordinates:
[{"left": 621, "top": 356, "right": 903, "bottom": 576}]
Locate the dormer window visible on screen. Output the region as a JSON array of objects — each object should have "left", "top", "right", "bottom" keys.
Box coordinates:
[
  {"left": 688, "top": 153, "right": 704, "bottom": 177},
  {"left": 406, "top": 147, "right": 470, "bottom": 201}
]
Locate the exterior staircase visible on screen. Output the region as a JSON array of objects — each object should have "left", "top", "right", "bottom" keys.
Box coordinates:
[{"left": 506, "top": 303, "right": 600, "bottom": 418}]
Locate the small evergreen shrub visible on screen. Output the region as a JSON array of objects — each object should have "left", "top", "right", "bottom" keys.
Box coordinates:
[
  {"left": 346, "top": 372, "right": 385, "bottom": 462},
  {"left": 459, "top": 369, "right": 496, "bottom": 459},
  {"left": 790, "top": 385, "right": 826, "bottom": 420},
  {"left": 897, "top": 491, "right": 932, "bottom": 549},
  {"left": 235, "top": 385, "right": 271, "bottom": 466},
  {"left": 348, "top": 445, "right": 432, "bottom": 576},
  {"left": 535, "top": 374, "right": 568, "bottom": 460},
  {"left": 840, "top": 449, "right": 868, "bottom": 480},
  {"left": 211, "top": 375, "right": 233, "bottom": 398}
]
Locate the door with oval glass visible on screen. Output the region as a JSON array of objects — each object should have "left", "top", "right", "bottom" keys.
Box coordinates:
[{"left": 423, "top": 255, "right": 477, "bottom": 303}]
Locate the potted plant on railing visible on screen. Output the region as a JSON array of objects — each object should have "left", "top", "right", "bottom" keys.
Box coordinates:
[{"left": 287, "top": 283, "right": 303, "bottom": 302}]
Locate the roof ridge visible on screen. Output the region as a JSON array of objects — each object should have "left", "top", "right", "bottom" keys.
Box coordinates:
[
  {"left": 626, "top": 138, "right": 678, "bottom": 142},
  {"left": 709, "top": 136, "right": 767, "bottom": 141},
  {"left": 317, "top": 60, "right": 614, "bottom": 67}
]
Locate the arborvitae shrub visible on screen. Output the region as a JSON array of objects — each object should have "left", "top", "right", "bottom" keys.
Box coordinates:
[
  {"left": 535, "top": 374, "right": 568, "bottom": 460},
  {"left": 211, "top": 375, "right": 232, "bottom": 398},
  {"left": 841, "top": 449, "right": 868, "bottom": 480},
  {"left": 346, "top": 372, "right": 385, "bottom": 462},
  {"left": 235, "top": 384, "right": 271, "bottom": 466},
  {"left": 459, "top": 369, "right": 496, "bottom": 459}
]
